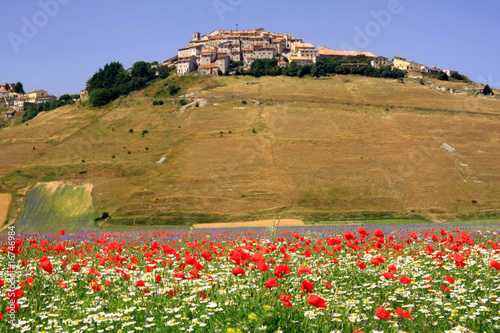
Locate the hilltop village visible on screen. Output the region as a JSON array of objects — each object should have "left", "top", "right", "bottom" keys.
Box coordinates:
[
  {"left": 3, "top": 28, "right": 473, "bottom": 120},
  {"left": 176, "top": 28, "right": 459, "bottom": 77}
]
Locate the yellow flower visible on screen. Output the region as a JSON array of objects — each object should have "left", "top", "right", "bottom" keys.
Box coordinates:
[
  {"left": 263, "top": 305, "right": 272, "bottom": 311},
  {"left": 248, "top": 313, "right": 258, "bottom": 321},
  {"left": 227, "top": 329, "right": 235, "bottom": 333}
]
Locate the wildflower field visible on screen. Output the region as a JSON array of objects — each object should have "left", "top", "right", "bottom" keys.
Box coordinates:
[{"left": 1, "top": 224, "right": 500, "bottom": 333}]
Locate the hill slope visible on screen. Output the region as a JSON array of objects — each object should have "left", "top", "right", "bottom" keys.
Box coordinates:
[{"left": 1, "top": 74, "right": 500, "bottom": 228}]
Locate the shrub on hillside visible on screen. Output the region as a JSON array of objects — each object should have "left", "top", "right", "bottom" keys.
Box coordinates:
[
  {"left": 437, "top": 71, "right": 449, "bottom": 81},
  {"left": 167, "top": 85, "right": 181, "bottom": 95}
]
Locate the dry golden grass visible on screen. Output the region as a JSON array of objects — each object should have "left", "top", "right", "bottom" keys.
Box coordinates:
[
  {"left": 0, "top": 193, "right": 11, "bottom": 224},
  {"left": 193, "top": 219, "right": 304, "bottom": 229},
  {"left": 1, "top": 74, "right": 500, "bottom": 225}
]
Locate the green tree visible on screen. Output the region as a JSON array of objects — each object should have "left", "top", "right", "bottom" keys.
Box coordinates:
[
  {"left": 3, "top": 84, "right": 10, "bottom": 91},
  {"left": 130, "top": 61, "right": 155, "bottom": 80},
  {"left": 59, "top": 94, "right": 72, "bottom": 102},
  {"left": 86, "top": 62, "right": 129, "bottom": 93},
  {"left": 437, "top": 71, "right": 449, "bottom": 81},
  {"left": 13, "top": 82, "right": 24, "bottom": 94},
  {"left": 158, "top": 66, "right": 170, "bottom": 79},
  {"left": 89, "top": 88, "right": 116, "bottom": 107}
]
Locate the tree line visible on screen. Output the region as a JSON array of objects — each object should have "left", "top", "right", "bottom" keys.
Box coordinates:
[
  {"left": 86, "top": 61, "right": 169, "bottom": 107},
  {"left": 234, "top": 56, "right": 406, "bottom": 79}
]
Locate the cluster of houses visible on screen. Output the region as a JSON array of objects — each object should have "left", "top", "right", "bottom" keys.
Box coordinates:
[
  {"left": 1, "top": 84, "right": 56, "bottom": 119},
  {"left": 175, "top": 28, "right": 458, "bottom": 78}
]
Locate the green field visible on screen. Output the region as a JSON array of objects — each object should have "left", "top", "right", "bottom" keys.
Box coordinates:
[{"left": 14, "top": 182, "right": 98, "bottom": 233}]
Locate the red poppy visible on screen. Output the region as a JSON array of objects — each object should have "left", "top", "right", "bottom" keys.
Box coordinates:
[
  {"left": 189, "top": 268, "right": 200, "bottom": 279},
  {"left": 58, "top": 280, "right": 67, "bottom": 289},
  {"left": 39, "top": 256, "right": 53, "bottom": 274},
  {"left": 382, "top": 271, "right": 396, "bottom": 280},
  {"left": 232, "top": 266, "right": 246, "bottom": 276},
  {"left": 370, "top": 258, "right": 380, "bottom": 266},
  {"left": 136, "top": 280, "right": 146, "bottom": 287},
  {"left": 353, "top": 331, "right": 364, "bottom": 333},
  {"left": 155, "top": 274, "right": 161, "bottom": 283},
  {"left": 59, "top": 229, "right": 65, "bottom": 235},
  {"left": 440, "top": 284, "right": 450, "bottom": 293},
  {"left": 400, "top": 276, "right": 412, "bottom": 284},
  {"left": 300, "top": 280, "right": 314, "bottom": 293},
  {"left": 394, "top": 307, "right": 412, "bottom": 319},
  {"left": 375, "top": 307, "right": 392, "bottom": 319},
  {"left": 490, "top": 260, "right": 500, "bottom": 270},
  {"left": 257, "top": 260, "right": 269, "bottom": 272},
  {"left": 308, "top": 294, "right": 327, "bottom": 308},
  {"left": 324, "top": 281, "right": 333, "bottom": 288},
  {"left": 71, "top": 264, "right": 81, "bottom": 272},
  {"left": 275, "top": 264, "right": 290, "bottom": 278},
  {"left": 265, "top": 277, "right": 279, "bottom": 289},
  {"left": 279, "top": 293, "right": 293, "bottom": 308},
  {"left": 445, "top": 275, "right": 455, "bottom": 284},
  {"left": 298, "top": 264, "right": 312, "bottom": 277},
  {"left": 356, "top": 260, "right": 366, "bottom": 269},
  {"left": 90, "top": 279, "right": 101, "bottom": 292},
  {"left": 387, "top": 264, "right": 397, "bottom": 272}
]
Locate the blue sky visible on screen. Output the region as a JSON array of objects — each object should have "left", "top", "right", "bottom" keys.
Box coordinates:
[{"left": 1, "top": 0, "right": 499, "bottom": 96}]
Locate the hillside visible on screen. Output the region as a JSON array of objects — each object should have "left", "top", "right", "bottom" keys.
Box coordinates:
[{"left": 1, "top": 74, "right": 500, "bottom": 230}]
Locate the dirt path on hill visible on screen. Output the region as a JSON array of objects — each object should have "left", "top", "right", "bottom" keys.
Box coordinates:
[
  {"left": 193, "top": 219, "right": 304, "bottom": 229},
  {"left": 0, "top": 193, "right": 12, "bottom": 224}
]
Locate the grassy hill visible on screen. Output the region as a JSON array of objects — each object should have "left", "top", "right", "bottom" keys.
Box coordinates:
[{"left": 1, "top": 74, "right": 500, "bottom": 229}]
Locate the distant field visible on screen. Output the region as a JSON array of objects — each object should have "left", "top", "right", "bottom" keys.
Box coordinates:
[
  {"left": 14, "top": 182, "right": 98, "bottom": 233},
  {"left": 1, "top": 74, "right": 500, "bottom": 228}
]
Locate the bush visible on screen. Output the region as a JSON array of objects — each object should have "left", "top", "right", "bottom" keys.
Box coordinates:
[
  {"left": 437, "top": 71, "right": 449, "bottom": 81},
  {"left": 195, "top": 102, "right": 199, "bottom": 107},
  {"left": 129, "top": 129, "right": 133, "bottom": 134},
  {"left": 451, "top": 72, "right": 466, "bottom": 81},
  {"left": 242, "top": 100, "right": 247, "bottom": 104},
  {"left": 141, "top": 130, "right": 149, "bottom": 137},
  {"left": 179, "top": 99, "right": 187, "bottom": 106},
  {"left": 95, "top": 212, "right": 110, "bottom": 222},
  {"left": 153, "top": 100, "right": 164, "bottom": 105},
  {"left": 419, "top": 78, "right": 425, "bottom": 85},
  {"left": 167, "top": 85, "right": 181, "bottom": 95}
]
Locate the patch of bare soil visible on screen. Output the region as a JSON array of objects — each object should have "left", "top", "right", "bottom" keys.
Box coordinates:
[
  {"left": 0, "top": 193, "right": 12, "bottom": 224},
  {"left": 193, "top": 219, "right": 304, "bottom": 229}
]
